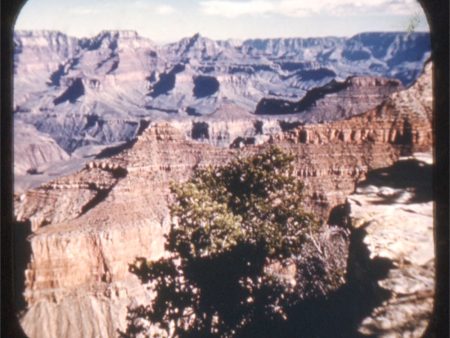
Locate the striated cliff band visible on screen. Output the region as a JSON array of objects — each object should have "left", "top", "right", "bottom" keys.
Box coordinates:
[
  {"left": 13, "top": 62, "right": 433, "bottom": 337},
  {"left": 14, "top": 30, "right": 431, "bottom": 193}
]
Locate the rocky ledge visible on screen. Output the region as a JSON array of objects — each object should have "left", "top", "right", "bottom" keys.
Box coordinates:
[{"left": 347, "top": 153, "right": 434, "bottom": 337}]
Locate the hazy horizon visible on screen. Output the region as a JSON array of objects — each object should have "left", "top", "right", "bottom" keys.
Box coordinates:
[
  {"left": 15, "top": 0, "right": 429, "bottom": 43},
  {"left": 13, "top": 28, "right": 431, "bottom": 45}
]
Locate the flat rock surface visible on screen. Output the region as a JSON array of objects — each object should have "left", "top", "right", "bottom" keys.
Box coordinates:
[{"left": 348, "top": 153, "right": 434, "bottom": 337}]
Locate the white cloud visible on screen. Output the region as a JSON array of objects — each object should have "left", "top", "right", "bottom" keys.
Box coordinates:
[
  {"left": 199, "top": 0, "right": 285, "bottom": 17},
  {"left": 200, "top": 1, "right": 276, "bottom": 17},
  {"left": 68, "top": 7, "right": 100, "bottom": 15},
  {"left": 131, "top": 2, "right": 176, "bottom": 15},
  {"left": 155, "top": 5, "right": 176, "bottom": 15},
  {"left": 200, "top": 0, "right": 423, "bottom": 17}
]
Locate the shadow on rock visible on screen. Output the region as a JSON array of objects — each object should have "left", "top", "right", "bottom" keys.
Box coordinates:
[
  {"left": 275, "top": 226, "right": 394, "bottom": 338},
  {"left": 12, "top": 220, "right": 33, "bottom": 315},
  {"left": 359, "top": 158, "right": 432, "bottom": 203},
  {"left": 214, "top": 226, "right": 395, "bottom": 338}
]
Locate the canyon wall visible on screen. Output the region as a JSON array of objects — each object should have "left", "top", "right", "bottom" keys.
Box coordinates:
[
  {"left": 273, "top": 62, "right": 433, "bottom": 153},
  {"left": 13, "top": 30, "right": 430, "bottom": 169},
  {"left": 13, "top": 64, "right": 433, "bottom": 337}
]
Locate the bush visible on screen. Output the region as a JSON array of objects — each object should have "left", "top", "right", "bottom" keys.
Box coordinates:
[{"left": 120, "top": 147, "right": 320, "bottom": 338}]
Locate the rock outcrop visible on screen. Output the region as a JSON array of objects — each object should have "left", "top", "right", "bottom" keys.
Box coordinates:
[
  {"left": 347, "top": 153, "right": 434, "bottom": 337},
  {"left": 13, "top": 62, "right": 433, "bottom": 338},
  {"left": 14, "top": 134, "right": 429, "bottom": 336},
  {"left": 274, "top": 62, "right": 433, "bottom": 153},
  {"left": 255, "top": 76, "right": 402, "bottom": 120}
]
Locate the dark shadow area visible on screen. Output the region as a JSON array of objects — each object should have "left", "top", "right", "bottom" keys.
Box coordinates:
[
  {"left": 230, "top": 136, "right": 256, "bottom": 148},
  {"left": 143, "top": 105, "right": 178, "bottom": 114},
  {"left": 148, "top": 63, "right": 185, "bottom": 98},
  {"left": 279, "top": 227, "right": 394, "bottom": 338},
  {"left": 359, "top": 158, "right": 432, "bottom": 203},
  {"left": 278, "top": 61, "right": 310, "bottom": 71},
  {"left": 234, "top": 227, "right": 394, "bottom": 338},
  {"left": 48, "top": 64, "right": 65, "bottom": 86},
  {"left": 122, "top": 225, "right": 394, "bottom": 338},
  {"left": 297, "top": 68, "right": 336, "bottom": 81},
  {"left": 186, "top": 107, "right": 202, "bottom": 116},
  {"left": 84, "top": 113, "right": 101, "bottom": 129},
  {"left": 193, "top": 75, "right": 220, "bottom": 98},
  {"left": 26, "top": 168, "right": 42, "bottom": 175},
  {"left": 12, "top": 220, "right": 32, "bottom": 315},
  {"left": 254, "top": 120, "right": 263, "bottom": 134},
  {"left": 80, "top": 186, "right": 114, "bottom": 216},
  {"left": 255, "top": 79, "right": 349, "bottom": 115},
  {"left": 80, "top": 164, "right": 127, "bottom": 216},
  {"left": 95, "top": 139, "right": 137, "bottom": 159},
  {"left": 79, "top": 31, "right": 119, "bottom": 51},
  {"left": 53, "top": 78, "right": 85, "bottom": 105},
  {"left": 191, "top": 121, "right": 209, "bottom": 140},
  {"left": 148, "top": 72, "right": 176, "bottom": 97},
  {"left": 278, "top": 120, "right": 304, "bottom": 131},
  {"left": 328, "top": 203, "right": 351, "bottom": 227},
  {"left": 95, "top": 119, "right": 149, "bottom": 159},
  {"left": 106, "top": 59, "right": 120, "bottom": 74}
]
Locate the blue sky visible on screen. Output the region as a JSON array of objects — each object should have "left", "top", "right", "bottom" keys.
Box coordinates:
[{"left": 15, "top": 0, "right": 429, "bottom": 42}]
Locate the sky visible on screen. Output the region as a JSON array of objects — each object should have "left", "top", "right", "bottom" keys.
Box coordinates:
[{"left": 14, "top": 0, "right": 429, "bottom": 42}]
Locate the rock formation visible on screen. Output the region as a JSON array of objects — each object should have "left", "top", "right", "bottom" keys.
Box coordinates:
[
  {"left": 347, "top": 153, "right": 433, "bottom": 337},
  {"left": 13, "top": 30, "right": 430, "bottom": 173},
  {"left": 255, "top": 76, "right": 402, "bottom": 120},
  {"left": 274, "top": 62, "right": 433, "bottom": 153},
  {"left": 14, "top": 121, "right": 70, "bottom": 176},
  {"left": 12, "top": 34, "right": 433, "bottom": 337},
  {"left": 13, "top": 62, "right": 433, "bottom": 337}
]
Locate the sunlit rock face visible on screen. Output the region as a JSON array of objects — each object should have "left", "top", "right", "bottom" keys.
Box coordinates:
[
  {"left": 13, "top": 61, "right": 432, "bottom": 337},
  {"left": 13, "top": 58, "right": 432, "bottom": 193},
  {"left": 273, "top": 62, "right": 433, "bottom": 154},
  {"left": 347, "top": 153, "right": 434, "bottom": 338}
]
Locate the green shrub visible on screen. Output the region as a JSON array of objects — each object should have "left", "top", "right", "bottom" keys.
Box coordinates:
[{"left": 121, "top": 146, "right": 319, "bottom": 338}]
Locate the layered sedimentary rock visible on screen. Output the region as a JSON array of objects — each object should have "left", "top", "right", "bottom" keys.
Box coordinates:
[
  {"left": 274, "top": 62, "right": 433, "bottom": 153},
  {"left": 13, "top": 30, "right": 431, "bottom": 197},
  {"left": 14, "top": 124, "right": 232, "bottom": 337},
  {"left": 14, "top": 121, "right": 70, "bottom": 176},
  {"left": 12, "top": 123, "right": 388, "bottom": 337},
  {"left": 255, "top": 76, "right": 402, "bottom": 120},
  {"left": 13, "top": 30, "right": 430, "bottom": 159},
  {"left": 13, "top": 64, "right": 433, "bottom": 337}
]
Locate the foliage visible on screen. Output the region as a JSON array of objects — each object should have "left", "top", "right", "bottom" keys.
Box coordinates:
[{"left": 120, "top": 147, "right": 319, "bottom": 338}]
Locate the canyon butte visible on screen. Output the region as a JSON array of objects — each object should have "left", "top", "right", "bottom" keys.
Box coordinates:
[{"left": 13, "top": 30, "right": 433, "bottom": 337}]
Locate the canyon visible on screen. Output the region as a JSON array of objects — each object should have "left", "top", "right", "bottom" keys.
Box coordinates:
[
  {"left": 13, "top": 30, "right": 430, "bottom": 192},
  {"left": 13, "top": 56, "right": 433, "bottom": 337}
]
